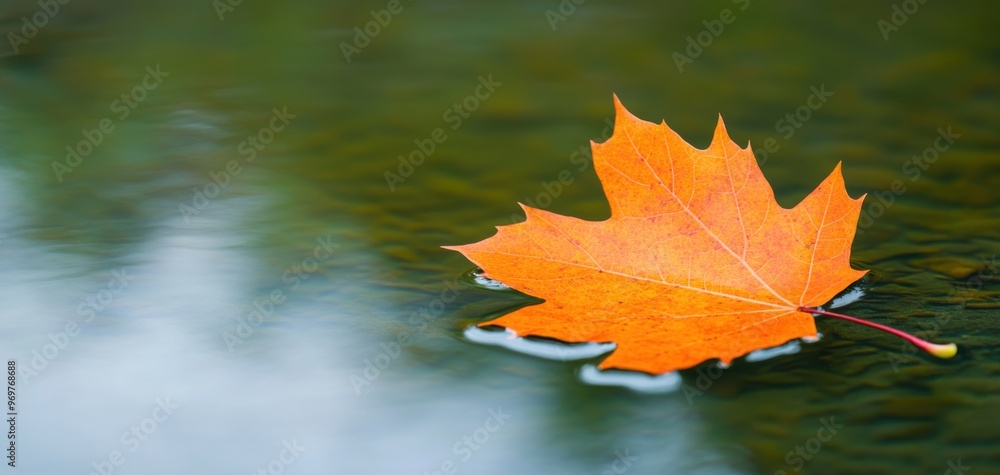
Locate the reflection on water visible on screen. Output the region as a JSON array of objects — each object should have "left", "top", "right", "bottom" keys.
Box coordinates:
[
  {"left": 464, "top": 326, "right": 616, "bottom": 362},
  {"left": 744, "top": 340, "right": 802, "bottom": 363},
  {"left": 466, "top": 268, "right": 513, "bottom": 292},
  {"left": 2, "top": 0, "right": 1000, "bottom": 473},
  {"left": 578, "top": 365, "right": 682, "bottom": 394}
]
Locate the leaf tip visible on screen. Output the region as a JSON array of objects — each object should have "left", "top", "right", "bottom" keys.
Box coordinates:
[
  {"left": 830, "top": 161, "right": 845, "bottom": 181},
  {"left": 611, "top": 93, "right": 622, "bottom": 113},
  {"left": 441, "top": 244, "right": 466, "bottom": 254},
  {"left": 832, "top": 161, "right": 866, "bottom": 203},
  {"left": 611, "top": 94, "right": 638, "bottom": 123},
  {"left": 711, "top": 114, "right": 731, "bottom": 144},
  {"left": 514, "top": 201, "right": 542, "bottom": 222}
]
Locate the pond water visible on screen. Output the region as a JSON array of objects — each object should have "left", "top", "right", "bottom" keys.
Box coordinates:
[{"left": 1, "top": 1, "right": 998, "bottom": 474}]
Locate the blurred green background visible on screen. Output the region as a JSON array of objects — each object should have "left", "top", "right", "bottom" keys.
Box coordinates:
[{"left": 1, "top": 1, "right": 998, "bottom": 474}]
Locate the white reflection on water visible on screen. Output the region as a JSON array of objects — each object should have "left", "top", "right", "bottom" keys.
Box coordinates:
[
  {"left": 465, "top": 327, "right": 683, "bottom": 393},
  {"left": 578, "top": 365, "right": 682, "bottom": 394},
  {"left": 829, "top": 284, "right": 866, "bottom": 308},
  {"left": 464, "top": 326, "right": 615, "bottom": 361},
  {"left": 745, "top": 340, "right": 802, "bottom": 363}
]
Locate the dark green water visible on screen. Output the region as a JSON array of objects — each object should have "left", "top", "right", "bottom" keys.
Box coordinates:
[{"left": 1, "top": 1, "right": 998, "bottom": 474}]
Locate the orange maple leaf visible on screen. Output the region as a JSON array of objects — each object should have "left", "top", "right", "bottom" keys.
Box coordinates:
[{"left": 446, "top": 96, "right": 952, "bottom": 374}]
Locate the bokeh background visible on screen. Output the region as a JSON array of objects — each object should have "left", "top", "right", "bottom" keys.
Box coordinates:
[{"left": 1, "top": 1, "right": 998, "bottom": 474}]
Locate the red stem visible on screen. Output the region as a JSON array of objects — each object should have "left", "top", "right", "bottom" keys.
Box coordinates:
[{"left": 799, "top": 306, "right": 957, "bottom": 359}]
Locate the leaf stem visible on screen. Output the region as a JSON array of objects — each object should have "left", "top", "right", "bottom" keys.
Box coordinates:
[{"left": 799, "top": 306, "right": 957, "bottom": 359}]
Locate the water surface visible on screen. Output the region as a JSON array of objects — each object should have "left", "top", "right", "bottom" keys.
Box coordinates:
[{"left": 1, "top": 1, "right": 999, "bottom": 474}]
